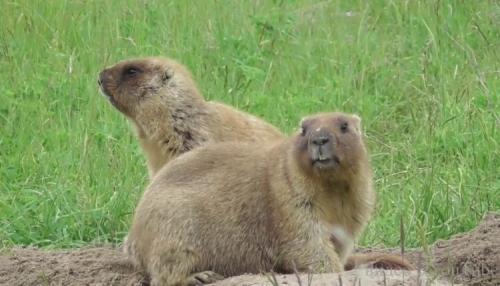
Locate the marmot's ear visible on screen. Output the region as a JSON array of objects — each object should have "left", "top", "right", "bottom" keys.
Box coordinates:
[
  {"left": 299, "top": 117, "right": 306, "bottom": 127},
  {"left": 298, "top": 117, "right": 309, "bottom": 135},
  {"left": 351, "top": 114, "right": 362, "bottom": 132},
  {"left": 162, "top": 67, "right": 174, "bottom": 82}
]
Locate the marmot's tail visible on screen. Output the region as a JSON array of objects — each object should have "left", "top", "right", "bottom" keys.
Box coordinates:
[{"left": 344, "top": 252, "right": 416, "bottom": 271}]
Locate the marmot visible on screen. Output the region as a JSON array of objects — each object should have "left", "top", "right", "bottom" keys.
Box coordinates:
[
  {"left": 97, "top": 57, "right": 414, "bottom": 273},
  {"left": 97, "top": 56, "right": 284, "bottom": 180},
  {"left": 124, "top": 111, "right": 379, "bottom": 286}
]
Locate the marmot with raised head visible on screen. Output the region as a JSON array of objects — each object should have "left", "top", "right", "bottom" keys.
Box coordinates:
[
  {"left": 97, "top": 56, "right": 284, "bottom": 180},
  {"left": 124, "top": 111, "right": 379, "bottom": 286}
]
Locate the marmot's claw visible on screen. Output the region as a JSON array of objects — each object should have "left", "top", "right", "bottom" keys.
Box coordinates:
[{"left": 186, "top": 271, "right": 224, "bottom": 285}]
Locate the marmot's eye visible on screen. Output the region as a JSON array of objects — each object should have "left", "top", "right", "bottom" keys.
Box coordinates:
[
  {"left": 340, "top": 122, "right": 348, "bottom": 133},
  {"left": 125, "top": 67, "right": 138, "bottom": 76}
]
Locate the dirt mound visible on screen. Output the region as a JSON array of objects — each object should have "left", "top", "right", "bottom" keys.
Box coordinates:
[
  {"left": 0, "top": 212, "right": 498, "bottom": 286},
  {"left": 0, "top": 244, "right": 147, "bottom": 286},
  {"left": 357, "top": 212, "right": 500, "bottom": 286}
]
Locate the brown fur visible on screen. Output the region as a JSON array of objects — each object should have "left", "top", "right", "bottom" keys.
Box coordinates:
[
  {"left": 97, "top": 56, "right": 284, "bottom": 180},
  {"left": 124, "top": 112, "right": 376, "bottom": 286},
  {"left": 344, "top": 252, "right": 416, "bottom": 271}
]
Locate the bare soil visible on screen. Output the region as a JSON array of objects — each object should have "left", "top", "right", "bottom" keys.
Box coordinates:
[{"left": 1, "top": 212, "right": 499, "bottom": 286}]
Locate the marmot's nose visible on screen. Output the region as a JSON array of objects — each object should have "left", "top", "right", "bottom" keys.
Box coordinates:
[
  {"left": 310, "top": 130, "right": 330, "bottom": 147},
  {"left": 97, "top": 71, "right": 106, "bottom": 86}
]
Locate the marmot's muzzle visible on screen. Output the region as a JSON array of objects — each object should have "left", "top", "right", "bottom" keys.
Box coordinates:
[{"left": 309, "top": 129, "right": 337, "bottom": 168}]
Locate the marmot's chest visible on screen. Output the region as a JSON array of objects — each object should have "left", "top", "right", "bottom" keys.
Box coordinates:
[{"left": 316, "top": 193, "right": 366, "bottom": 237}]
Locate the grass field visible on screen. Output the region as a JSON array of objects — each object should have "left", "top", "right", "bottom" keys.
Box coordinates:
[{"left": 1, "top": 0, "right": 499, "bottom": 251}]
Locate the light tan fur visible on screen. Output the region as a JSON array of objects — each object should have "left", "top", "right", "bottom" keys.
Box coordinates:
[
  {"left": 97, "top": 56, "right": 284, "bottom": 180},
  {"left": 124, "top": 112, "right": 377, "bottom": 286}
]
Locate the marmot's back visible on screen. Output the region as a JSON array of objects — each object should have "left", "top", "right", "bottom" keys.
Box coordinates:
[
  {"left": 132, "top": 140, "right": 283, "bottom": 276},
  {"left": 98, "top": 56, "right": 285, "bottom": 181}
]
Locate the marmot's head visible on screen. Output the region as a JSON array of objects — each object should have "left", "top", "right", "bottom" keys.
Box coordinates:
[
  {"left": 98, "top": 57, "right": 202, "bottom": 119},
  {"left": 293, "top": 112, "right": 368, "bottom": 180}
]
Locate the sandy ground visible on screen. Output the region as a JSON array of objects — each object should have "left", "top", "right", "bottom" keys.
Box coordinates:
[{"left": 1, "top": 212, "right": 499, "bottom": 286}]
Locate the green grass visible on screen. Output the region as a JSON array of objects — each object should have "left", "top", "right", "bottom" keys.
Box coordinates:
[{"left": 0, "top": 0, "right": 498, "bottom": 250}]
